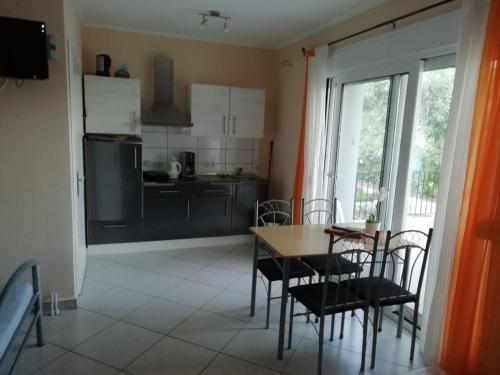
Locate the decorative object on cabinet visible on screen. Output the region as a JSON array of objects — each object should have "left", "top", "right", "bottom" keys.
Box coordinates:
[
  {"left": 96, "top": 54, "right": 111, "bottom": 76},
  {"left": 189, "top": 83, "right": 265, "bottom": 139},
  {"left": 114, "top": 63, "right": 130, "bottom": 78}
]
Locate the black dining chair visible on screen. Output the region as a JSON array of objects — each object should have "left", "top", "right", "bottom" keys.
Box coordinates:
[
  {"left": 288, "top": 232, "right": 381, "bottom": 375},
  {"left": 254, "top": 199, "right": 315, "bottom": 328},
  {"left": 343, "top": 228, "right": 433, "bottom": 369},
  {"left": 299, "top": 198, "right": 363, "bottom": 336}
]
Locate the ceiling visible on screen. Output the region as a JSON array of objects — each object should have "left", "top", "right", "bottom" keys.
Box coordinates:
[{"left": 75, "top": 0, "right": 386, "bottom": 49}]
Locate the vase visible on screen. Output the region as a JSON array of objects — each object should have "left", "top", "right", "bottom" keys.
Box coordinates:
[{"left": 365, "top": 221, "right": 381, "bottom": 236}]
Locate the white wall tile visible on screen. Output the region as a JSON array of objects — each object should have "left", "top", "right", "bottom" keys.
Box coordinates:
[
  {"left": 225, "top": 163, "right": 253, "bottom": 175},
  {"left": 197, "top": 149, "right": 226, "bottom": 164},
  {"left": 197, "top": 163, "right": 225, "bottom": 174},
  {"left": 143, "top": 148, "right": 168, "bottom": 170},
  {"left": 142, "top": 132, "right": 167, "bottom": 148},
  {"left": 168, "top": 133, "right": 197, "bottom": 149},
  {"left": 197, "top": 136, "right": 226, "bottom": 150},
  {"left": 226, "top": 149, "right": 252, "bottom": 164},
  {"left": 226, "top": 138, "right": 253, "bottom": 150},
  {"left": 142, "top": 125, "right": 168, "bottom": 133}
]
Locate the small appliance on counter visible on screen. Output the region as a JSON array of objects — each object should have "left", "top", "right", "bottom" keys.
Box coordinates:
[
  {"left": 167, "top": 156, "right": 182, "bottom": 179},
  {"left": 180, "top": 151, "right": 195, "bottom": 178},
  {"left": 96, "top": 54, "right": 111, "bottom": 76},
  {"left": 143, "top": 170, "right": 169, "bottom": 183}
]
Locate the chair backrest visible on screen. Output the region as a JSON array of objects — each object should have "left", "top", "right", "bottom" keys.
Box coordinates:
[
  {"left": 320, "top": 232, "right": 381, "bottom": 314},
  {"left": 255, "top": 199, "right": 293, "bottom": 227},
  {"left": 301, "top": 198, "right": 337, "bottom": 225},
  {"left": 381, "top": 228, "right": 433, "bottom": 301}
]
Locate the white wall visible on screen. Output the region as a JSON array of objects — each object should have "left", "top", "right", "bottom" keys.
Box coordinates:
[{"left": 0, "top": 0, "right": 78, "bottom": 300}]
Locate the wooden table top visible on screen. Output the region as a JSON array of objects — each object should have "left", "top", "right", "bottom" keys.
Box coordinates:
[{"left": 249, "top": 223, "right": 373, "bottom": 258}]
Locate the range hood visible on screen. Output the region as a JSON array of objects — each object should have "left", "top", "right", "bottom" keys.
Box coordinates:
[{"left": 142, "top": 57, "right": 193, "bottom": 127}]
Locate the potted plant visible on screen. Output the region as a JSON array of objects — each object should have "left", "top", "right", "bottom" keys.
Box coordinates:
[{"left": 365, "top": 187, "right": 388, "bottom": 236}]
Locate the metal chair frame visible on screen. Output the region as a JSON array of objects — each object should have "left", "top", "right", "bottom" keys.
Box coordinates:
[
  {"left": 369, "top": 228, "right": 433, "bottom": 369},
  {"left": 0, "top": 260, "right": 45, "bottom": 375},
  {"left": 288, "top": 232, "right": 381, "bottom": 374}
]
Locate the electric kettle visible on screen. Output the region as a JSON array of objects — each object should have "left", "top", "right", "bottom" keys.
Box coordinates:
[{"left": 167, "top": 157, "right": 182, "bottom": 179}]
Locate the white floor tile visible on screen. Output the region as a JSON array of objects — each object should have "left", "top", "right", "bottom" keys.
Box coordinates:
[
  {"left": 211, "top": 253, "right": 254, "bottom": 273},
  {"left": 125, "top": 336, "right": 217, "bottom": 375},
  {"left": 78, "top": 279, "right": 116, "bottom": 305},
  {"left": 203, "top": 289, "right": 257, "bottom": 322},
  {"left": 4, "top": 337, "right": 66, "bottom": 375},
  {"left": 74, "top": 321, "right": 162, "bottom": 369},
  {"left": 123, "top": 298, "right": 197, "bottom": 334},
  {"left": 87, "top": 263, "right": 147, "bottom": 287},
  {"left": 201, "top": 354, "right": 280, "bottom": 375},
  {"left": 33, "top": 352, "right": 118, "bottom": 375},
  {"left": 170, "top": 310, "right": 246, "bottom": 351},
  {"left": 189, "top": 265, "right": 243, "bottom": 288},
  {"left": 120, "top": 271, "right": 182, "bottom": 296},
  {"left": 161, "top": 280, "right": 223, "bottom": 308},
  {"left": 105, "top": 252, "right": 173, "bottom": 271},
  {"left": 152, "top": 258, "right": 206, "bottom": 278},
  {"left": 80, "top": 288, "right": 154, "bottom": 319},
  {"left": 173, "top": 247, "right": 225, "bottom": 264},
  {"left": 41, "top": 308, "right": 115, "bottom": 348},
  {"left": 222, "top": 324, "right": 294, "bottom": 372}
]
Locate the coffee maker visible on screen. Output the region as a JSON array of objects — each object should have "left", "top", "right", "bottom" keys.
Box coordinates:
[{"left": 180, "top": 152, "right": 195, "bottom": 177}]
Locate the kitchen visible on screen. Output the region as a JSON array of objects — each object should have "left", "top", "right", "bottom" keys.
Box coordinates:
[{"left": 84, "top": 56, "right": 269, "bottom": 250}]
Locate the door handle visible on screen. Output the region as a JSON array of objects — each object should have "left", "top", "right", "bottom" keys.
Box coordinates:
[
  {"left": 160, "top": 190, "right": 180, "bottom": 193},
  {"left": 233, "top": 116, "right": 236, "bottom": 135},
  {"left": 76, "top": 170, "right": 84, "bottom": 197},
  {"left": 235, "top": 186, "right": 239, "bottom": 208},
  {"left": 222, "top": 115, "right": 226, "bottom": 134},
  {"left": 104, "top": 224, "right": 127, "bottom": 228},
  {"left": 187, "top": 199, "right": 190, "bottom": 220},
  {"left": 225, "top": 197, "right": 229, "bottom": 216},
  {"left": 134, "top": 147, "right": 137, "bottom": 169},
  {"left": 204, "top": 189, "right": 226, "bottom": 193}
]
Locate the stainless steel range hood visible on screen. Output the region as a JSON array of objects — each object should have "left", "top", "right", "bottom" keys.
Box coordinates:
[{"left": 142, "top": 57, "right": 193, "bottom": 127}]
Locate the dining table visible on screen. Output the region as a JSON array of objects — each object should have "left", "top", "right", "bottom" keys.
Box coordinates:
[{"left": 249, "top": 222, "right": 370, "bottom": 360}]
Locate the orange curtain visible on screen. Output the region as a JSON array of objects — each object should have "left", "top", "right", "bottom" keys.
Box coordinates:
[
  {"left": 440, "top": 1, "right": 500, "bottom": 374},
  {"left": 293, "top": 49, "right": 315, "bottom": 224}
]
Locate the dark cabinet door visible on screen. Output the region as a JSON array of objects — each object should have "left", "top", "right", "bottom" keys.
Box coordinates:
[
  {"left": 85, "top": 140, "right": 142, "bottom": 221},
  {"left": 191, "top": 194, "right": 232, "bottom": 237},
  {"left": 231, "top": 183, "right": 268, "bottom": 234},
  {"left": 143, "top": 187, "right": 192, "bottom": 241}
]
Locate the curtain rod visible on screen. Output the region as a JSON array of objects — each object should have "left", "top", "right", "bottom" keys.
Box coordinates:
[{"left": 327, "top": 0, "right": 455, "bottom": 47}]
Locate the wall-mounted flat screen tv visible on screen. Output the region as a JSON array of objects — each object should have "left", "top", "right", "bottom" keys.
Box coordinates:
[{"left": 0, "top": 16, "right": 49, "bottom": 80}]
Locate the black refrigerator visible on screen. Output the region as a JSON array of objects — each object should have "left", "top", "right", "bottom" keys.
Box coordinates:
[{"left": 84, "top": 134, "right": 142, "bottom": 245}]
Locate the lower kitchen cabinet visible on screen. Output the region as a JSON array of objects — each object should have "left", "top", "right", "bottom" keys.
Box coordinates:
[
  {"left": 87, "top": 221, "right": 142, "bottom": 245},
  {"left": 231, "top": 183, "right": 268, "bottom": 234},
  {"left": 142, "top": 181, "right": 268, "bottom": 242}
]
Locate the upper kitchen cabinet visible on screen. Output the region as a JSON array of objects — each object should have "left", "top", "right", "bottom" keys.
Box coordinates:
[
  {"left": 84, "top": 75, "right": 141, "bottom": 135},
  {"left": 189, "top": 84, "right": 265, "bottom": 139},
  {"left": 189, "top": 84, "right": 230, "bottom": 137},
  {"left": 228, "top": 87, "right": 265, "bottom": 138}
]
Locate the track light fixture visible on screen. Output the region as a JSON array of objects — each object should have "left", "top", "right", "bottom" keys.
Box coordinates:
[{"left": 198, "top": 10, "right": 231, "bottom": 32}]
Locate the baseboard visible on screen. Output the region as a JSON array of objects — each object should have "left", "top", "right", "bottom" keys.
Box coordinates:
[
  {"left": 42, "top": 297, "right": 77, "bottom": 313},
  {"left": 88, "top": 234, "right": 253, "bottom": 255}
]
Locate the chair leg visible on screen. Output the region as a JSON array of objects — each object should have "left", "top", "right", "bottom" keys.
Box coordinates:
[
  {"left": 318, "top": 315, "right": 325, "bottom": 375},
  {"left": 371, "top": 306, "right": 380, "bottom": 369},
  {"left": 306, "top": 275, "right": 313, "bottom": 323},
  {"left": 32, "top": 265, "right": 45, "bottom": 346},
  {"left": 378, "top": 306, "right": 384, "bottom": 332},
  {"left": 288, "top": 295, "right": 295, "bottom": 349},
  {"left": 360, "top": 307, "right": 369, "bottom": 371},
  {"left": 340, "top": 312, "right": 345, "bottom": 339},
  {"left": 315, "top": 276, "right": 322, "bottom": 324},
  {"left": 410, "top": 302, "right": 419, "bottom": 361},
  {"left": 397, "top": 304, "right": 404, "bottom": 338},
  {"left": 329, "top": 314, "right": 335, "bottom": 341},
  {"left": 266, "top": 280, "right": 272, "bottom": 329}
]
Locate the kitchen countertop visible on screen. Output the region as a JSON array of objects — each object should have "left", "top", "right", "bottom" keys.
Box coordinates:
[{"left": 143, "top": 174, "right": 267, "bottom": 187}]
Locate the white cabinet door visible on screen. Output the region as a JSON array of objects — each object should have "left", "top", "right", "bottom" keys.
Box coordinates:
[
  {"left": 229, "top": 87, "right": 265, "bottom": 139},
  {"left": 190, "top": 84, "right": 230, "bottom": 137},
  {"left": 84, "top": 75, "right": 141, "bottom": 135}
]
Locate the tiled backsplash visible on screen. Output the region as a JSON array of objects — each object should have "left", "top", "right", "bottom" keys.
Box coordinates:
[{"left": 141, "top": 125, "right": 260, "bottom": 175}]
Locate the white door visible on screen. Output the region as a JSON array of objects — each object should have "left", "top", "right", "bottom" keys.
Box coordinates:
[
  {"left": 67, "top": 41, "right": 86, "bottom": 295},
  {"left": 190, "top": 84, "right": 230, "bottom": 137},
  {"left": 84, "top": 75, "right": 141, "bottom": 135},
  {"left": 229, "top": 87, "right": 265, "bottom": 138}
]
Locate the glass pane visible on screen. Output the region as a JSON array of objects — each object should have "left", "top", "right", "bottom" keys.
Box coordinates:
[{"left": 335, "top": 78, "right": 391, "bottom": 223}]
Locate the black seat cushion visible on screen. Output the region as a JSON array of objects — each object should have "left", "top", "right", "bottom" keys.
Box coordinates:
[
  {"left": 257, "top": 258, "right": 315, "bottom": 282},
  {"left": 341, "top": 277, "right": 416, "bottom": 307},
  {"left": 289, "top": 282, "right": 367, "bottom": 316},
  {"left": 302, "top": 255, "right": 363, "bottom": 276}
]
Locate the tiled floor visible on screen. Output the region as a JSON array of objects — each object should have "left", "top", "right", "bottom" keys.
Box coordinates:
[{"left": 3, "top": 243, "right": 429, "bottom": 375}]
